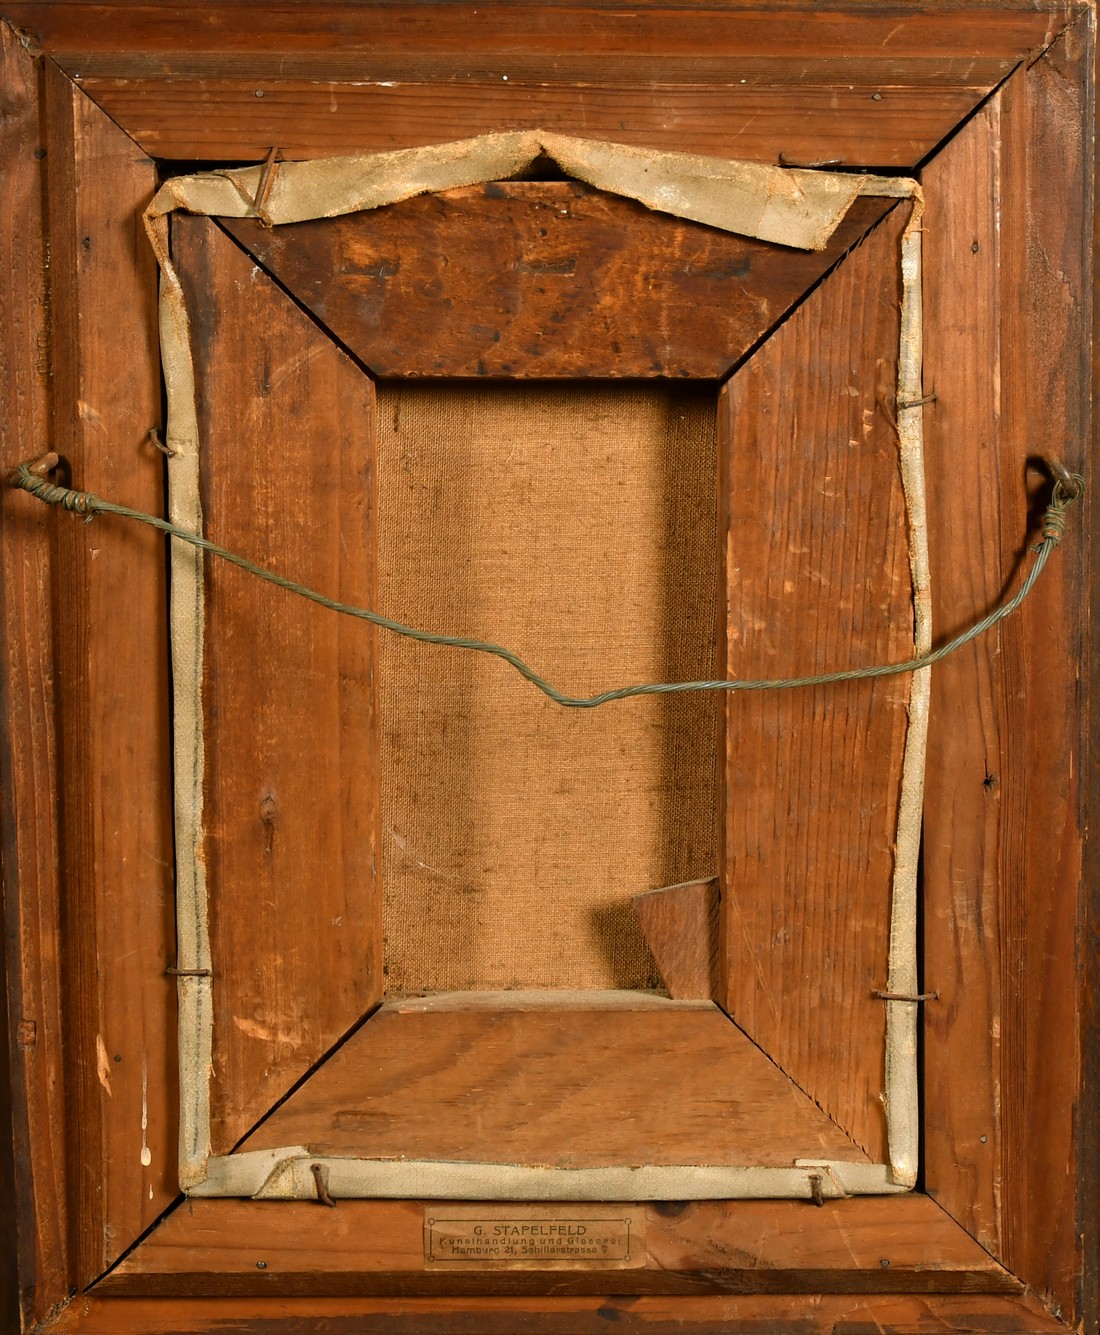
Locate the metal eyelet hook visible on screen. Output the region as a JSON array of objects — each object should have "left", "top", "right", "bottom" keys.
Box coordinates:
[{"left": 1044, "top": 455, "right": 1084, "bottom": 503}]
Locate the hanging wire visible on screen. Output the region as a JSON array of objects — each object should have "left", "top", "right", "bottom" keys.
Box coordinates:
[{"left": 11, "top": 454, "right": 1083, "bottom": 710}]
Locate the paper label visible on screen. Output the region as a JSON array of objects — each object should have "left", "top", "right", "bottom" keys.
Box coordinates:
[{"left": 424, "top": 1205, "right": 645, "bottom": 1268}]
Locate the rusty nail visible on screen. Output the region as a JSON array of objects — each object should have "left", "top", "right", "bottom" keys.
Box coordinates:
[{"left": 311, "top": 1162, "right": 336, "bottom": 1207}]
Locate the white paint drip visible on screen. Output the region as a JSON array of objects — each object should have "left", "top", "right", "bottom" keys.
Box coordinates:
[
  {"left": 233, "top": 1015, "right": 274, "bottom": 1041},
  {"left": 140, "top": 1055, "right": 152, "bottom": 1167},
  {"left": 95, "top": 1034, "right": 113, "bottom": 1097}
]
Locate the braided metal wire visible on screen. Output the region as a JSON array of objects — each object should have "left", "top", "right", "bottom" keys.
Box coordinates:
[{"left": 12, "top": 458, "right": 1083, "bottom": 711}]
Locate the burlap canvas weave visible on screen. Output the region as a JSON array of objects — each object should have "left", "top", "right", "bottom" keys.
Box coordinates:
[{"left": 377, "top": 383, "right": 718, "bottom": 992}]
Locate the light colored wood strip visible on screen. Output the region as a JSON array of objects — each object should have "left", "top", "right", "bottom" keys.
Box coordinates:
[
  {"left": 388, "top": 991, "right": 710, "bottom": 1013},
  {"left": 172, "top": 216, "right": 382, "bottom": 1158},
  {"left": 632, "top": 881, "right": 718, "bottom": 999}
]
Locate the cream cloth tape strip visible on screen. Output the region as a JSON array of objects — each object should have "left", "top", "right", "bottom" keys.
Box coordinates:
[
  {"left": 888, "top": 208, "right": 929, "bottom": 1190},
  {"left": 141, "top": 132, "right": 925, "bottom": 1197},
  {"left": 189, "top": 1148, "right": 908, "bottom": 1203}
]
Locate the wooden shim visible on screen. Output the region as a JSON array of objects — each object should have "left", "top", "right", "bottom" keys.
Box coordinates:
[
  {"left": 173, "top": 217, "right": 382, "bottom": 1158},
  {"left": 223, "top": 186, "right": 894, "bottom": 380},
  {"left": 238, "top": 1001, "right": 865, "bottom": 1169},
  {"left": 103, "top": 1193, "right": 1013, "bottom": 1297},
  {"left": 41, "top": 63, "right": 176, "bottom": 1280},
  {"left": 920, "top": 32, "right": 1089, "bottom": 1320},
  {"left": 0, "top": 23, "right": 71, "bottom": 1329},
  {"left": 632, "top": 881, "right": 719, "bottom": 1000},
  {"left": 717, "top": 207, "right": 914, "bottom": 1166},
  {"left": 76, "top": 78, "right": 994, "bottom": 169}
]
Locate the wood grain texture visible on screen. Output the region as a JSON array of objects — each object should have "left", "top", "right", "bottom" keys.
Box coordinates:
[
  {"left": 19, "top": 3, "right": 1069, "bottom": 168},
  {"left": 920, "top": 30, "right": 1090, "bottom": 1323},
  {"left": 48, "top": 1292, "right": 1068, "bottom": 1334},
  {"left": 918, "top": 81, "right": 1003, "bottom": 1269},
  {"left": 15, "top": 51, "right": 1044, "bottom": 86},
  {"left": 102, "top": 1193, "right": 1015, "bottom": 1298},
  {"left": 1085, "top": 12, "right": 1100, "bottom": 1327},
  {"left": 987, "top": 38, "right": 1089, "bottom": 1324},
  {"left": 717, "top": 207, "right": 914, "bottom": 1166},
  {"left": 174, "top": 216, "right": 382, "bottom": 1157},
  {"left": 3, "top": 4, "right": 1073, "bottom": 73},
  {"left": 223, "top": 186, "right": 893, "bottom": 381},
  {"left": 0, "top": 5, "right": 1091, "bottom": 1323},
  {"left": 0, "top": 23, "right": 73, "bottom": 1332},
  {"left": 240, "top": 1000, "right": 864, "bottom": 1168},
  {"left": 72, "top": 78, "right": 994, "bottom": 168},
  {"left": 42, "top": 62, "right": 176, "bottom": 1283},
  {"left": 632, "top": 880, "right": 718, "bottom": 1000}
]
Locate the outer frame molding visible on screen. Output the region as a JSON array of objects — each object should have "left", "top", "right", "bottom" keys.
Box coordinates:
[{"left": 0, "top": 5, "right": 1093, "bottom": 1333}]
